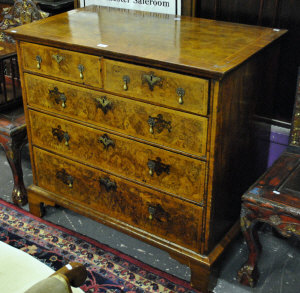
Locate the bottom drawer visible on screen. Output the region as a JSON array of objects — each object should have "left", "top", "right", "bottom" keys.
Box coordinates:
[{"left": 33, "top": 148, "right": 203, "bottom": 251}]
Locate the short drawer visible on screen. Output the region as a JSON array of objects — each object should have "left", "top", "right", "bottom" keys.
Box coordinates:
[
  {"left": 25, "top": 74, "right": 208, "bottom": 157},
  {"left": 104, "top": 59, "right": 209, "bottom": 115},
  {"left": 20, "top": 42, "right": 102, "bottom": 88},
  {"left": 33, "top": 147, "right": 202, "bottom": 252},
  {"left": 29, "top": 110, "right": 206, "bottom": 203}
]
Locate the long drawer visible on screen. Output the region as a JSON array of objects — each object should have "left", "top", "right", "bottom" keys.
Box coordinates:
[
  {"left": 29, "top": 110, "right": 206, "bottom": 203},
  {"left": 20, "top": 42, "right": 102, "bottom": 88},
  {"left": 25, "top": 74, "right": 208, "bottom": 157},
  {"left": 33, "top": 147, "right": 203, "bottom": 251},
  {"left": 104, "top": 59, "right": 209, "bottom": 115}
]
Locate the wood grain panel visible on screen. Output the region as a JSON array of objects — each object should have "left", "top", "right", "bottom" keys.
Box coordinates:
[
  {"left": 20, "top": 42, "right": 102, "bottom": 88},
  {"left": 104, "top": 59, "right": 209, "bottom": 115},
  {"left": 29, "top": 110, "right": 206, "bottom": 203},
  {"left": 7, "top": 6, "right": 285, "bottom": 78},
  {"left": 24, "top": 74, "right": 208, "bottom": 157},
  {"left": 33, "top": 147, "right": 202, "bottom": 251}
]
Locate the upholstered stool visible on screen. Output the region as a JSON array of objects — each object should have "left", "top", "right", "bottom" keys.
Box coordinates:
[
  {"left": 0, "top": 241, "right": 86, "bottom": 293},
  {"left": 0, "top": 107, "right": 27, "bottom": 205},
  {"left": 237, "top": 68, "right": 300, "bottom": 287}
]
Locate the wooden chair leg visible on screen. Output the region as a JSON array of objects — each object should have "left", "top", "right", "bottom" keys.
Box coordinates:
[
  {"left": 0, "top": 131, "right": 27, "bottom": 206},
  {"left": 237, "top": 205, "right": 261, "bottom": 287}
]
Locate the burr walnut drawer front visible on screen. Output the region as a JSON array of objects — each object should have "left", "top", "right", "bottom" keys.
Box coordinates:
[
  {"left": 104, "top": 59, "right": 209, "bottom": 115},
  {"left": 25, "top": 74, "right": 208, "bottom": 157},
  {"left": 29, "top": 110, "right": 206, "bottom": 203},
  {"left": 33, "top": 147, "right": 203, "bottom": 252},
  {"left": 20, "top": 42, "right": 102, "bottom": 88}
]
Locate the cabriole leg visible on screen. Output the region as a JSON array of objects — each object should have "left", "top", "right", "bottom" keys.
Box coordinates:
[
  {"left": 0, "top": 132, "right": 27, "bottom": 206},
  {"left": 237, "top": 204, "right": 261, "bottom": 287}
]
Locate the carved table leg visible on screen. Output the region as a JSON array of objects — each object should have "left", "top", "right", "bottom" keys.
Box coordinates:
[
  {"left": 0, "top": 131, "right": 27, "bottom": 206},
  {"left": 237, "top": 204, "right": 261, "bottom": 287}
]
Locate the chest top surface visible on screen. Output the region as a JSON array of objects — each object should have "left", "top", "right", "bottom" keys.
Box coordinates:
[{"left": 6, "top": 5, "right": 286, "bottom": 77}]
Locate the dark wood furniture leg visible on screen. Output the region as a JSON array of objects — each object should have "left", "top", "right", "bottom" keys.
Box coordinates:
[
  {"left": 237, "top": 204, "right": 261, "bottom": 287},
  {"left": 0, "top": 128, "right": 27, "bottom": 205},
  {"left": 0, "top": 109, "right": 28, "bottom": 206}
]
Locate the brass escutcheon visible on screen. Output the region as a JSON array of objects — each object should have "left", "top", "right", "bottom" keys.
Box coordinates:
[
  {"left": 98, "top": 134, "right": 115, "bottom": 150},
  {"left": 142, "top": 72, "right": 162, "bottom": 91},
  {"left": 99, "top": 177, "right": 117, "bottom": 192},
  {"left": 52, "top": 54, "right": 64, "bottom": 64},
  {"left": 94, "top": 96, "right": 112, "bottom": 114}
]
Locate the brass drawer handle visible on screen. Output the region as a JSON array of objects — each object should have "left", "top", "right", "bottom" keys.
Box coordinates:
[
  {"left": 147, "top": 114, "right": 172, "bottom": 134},
  {"left": 123, "top": 75, "right": 130, "bottom": 91},
  {"left": 99, "top": 177, "right": 117, "bottom": 192},
  {"left": 52, "top": 54, "right": 64, "bottom": 64},
  {"left": 52, "top": 125, "right": 70, "bottom": 146},
  {"left": 147, "top": 157, "right": 170, "bottom": 176},
  {"left": 36, "top": 55, "right": 42, "bottom": 69},
  {"left": 148, "top": 206, "right": 155, "bottom": 220},
  {"left": 176, "top": 88, "right": 185, "bottom": 104},
  {"left": 78, "top": 64, "right": 84, "bottom": 79},
  {"left": 94, "top": 96, "right": 112, "bottom": 114},
  {"left": 148, "top": 204, "right": 170, "bottom": 222},
  {"left": 56, "top": 169, "right": 73, "bottom": 188},
  {"left": 49, "top": 87, "right": 67, "bottom": 108},
  {"left": 142, "top": 72, "right": 162, "bottom": 91},
  {"left": 98, "top": 134, "right": 115, "bottom": 150}
]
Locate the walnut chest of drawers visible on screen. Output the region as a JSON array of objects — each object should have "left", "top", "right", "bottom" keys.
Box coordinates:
[{"left": 7, "top": 6, "right": 286, "bottom": 292}]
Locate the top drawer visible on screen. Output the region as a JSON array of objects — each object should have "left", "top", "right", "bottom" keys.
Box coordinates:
[
  {"left": 20, "top": 42, "right": 102, "bottom": 88},
  {"left": 104, "top": 59, "right": 209, "bottom": 116}
]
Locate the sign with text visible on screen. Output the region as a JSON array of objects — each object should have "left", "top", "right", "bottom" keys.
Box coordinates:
[{"left": 80, "top": 0, "right": 181, "bottom": 15}]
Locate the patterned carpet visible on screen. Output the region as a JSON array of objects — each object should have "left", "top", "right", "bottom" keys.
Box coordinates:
[{"left": 0, "top": 199, "right": 199, "bottom": 293}]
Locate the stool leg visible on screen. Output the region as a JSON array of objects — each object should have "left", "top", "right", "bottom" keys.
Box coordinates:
[
  {"left": 0, "top": 131, "right": 28, "bottom": 206},
  {"left": 237, "top": 204, "right": 261, "bottom": 287}
]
